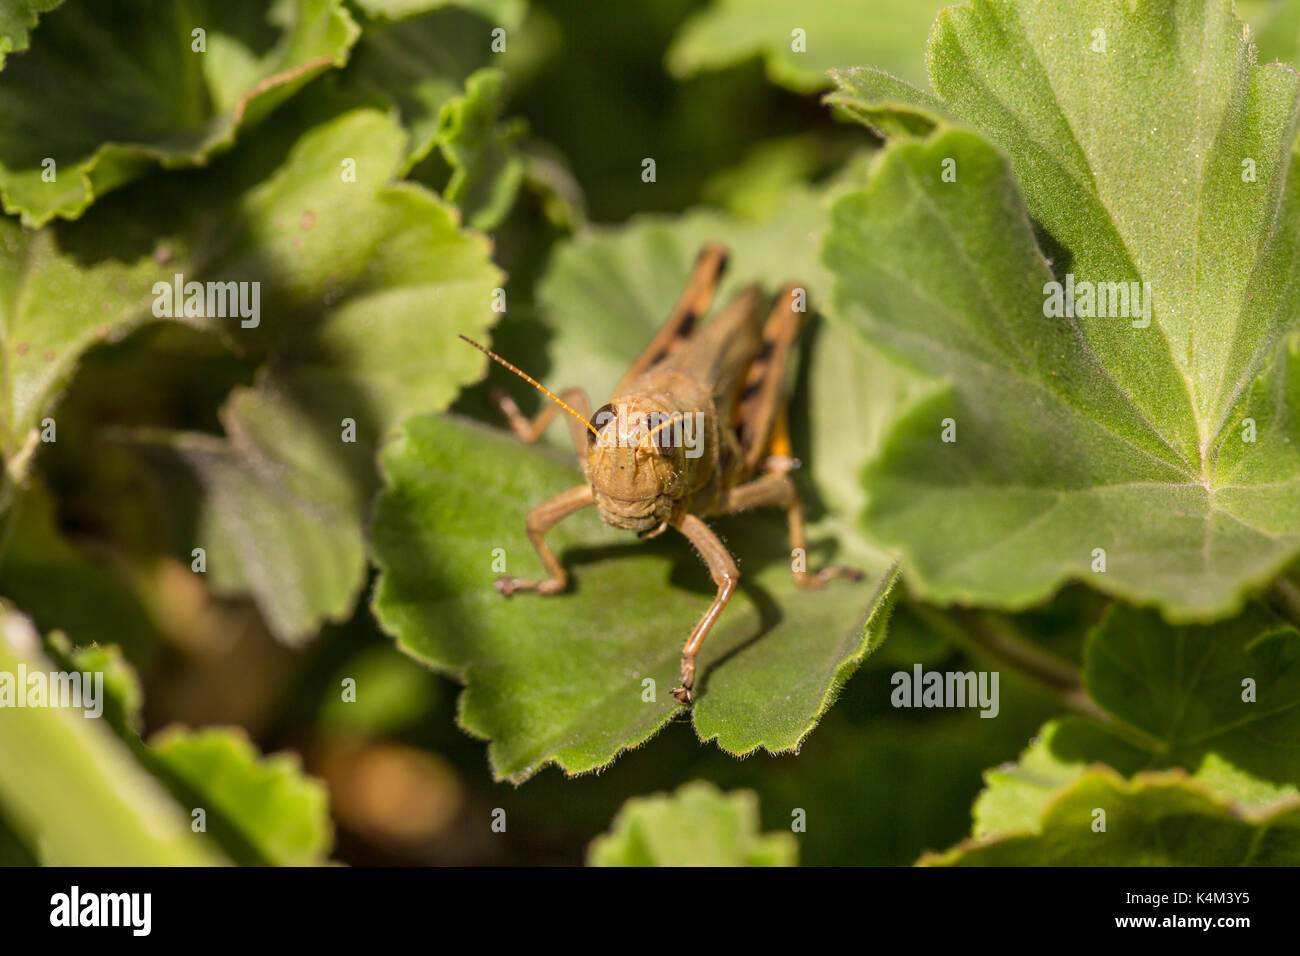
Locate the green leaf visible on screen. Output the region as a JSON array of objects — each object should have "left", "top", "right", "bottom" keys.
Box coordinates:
[
  {"left": 345, "top": 4, "right": 502, "bottom": 167},
  {"left": 0, "top": 212, "right": 184, "bottom": 478},
  {"left": 979, "top": 718, "right": 1300, "bottom": 839},
  {"left": 702, "top": 134, "right": 851, "bottom": 221},
  {"left": 372, "top": 186, "right": 920, "bottom": 781},
  {"left": 588, "top": 780, "right": 797, "bottom": 866},
  {"left": 373, "top": 414, "right": 895, "bottom": 781},
  {"left": 0, "top": 606, "right": 223, "bottom": 865},
  {"left": 0, "top": 99, "right": 396, "bottom": 484},
  {"left": 826, "top": 43, "right": 1300, "bottom": 618},
  {"left": 118, "top": 106, "right": 501, "bottom": 643},
  {"left": 931, "top": 720, "right": 1300, "bottom": 864},
  {"left": 0, "top": 484, "right": 159, "bottom": 662},
  {"left": 1248, "top": 0, "right": 1300, "bottom": 68},
  {"left": 350, "top": 0, "right": 526, "bottom": 31},
  {"left": 437, "top": 69, "right": 525, "bottom": 229},
  {"left": 1083, "top": 603, "right": 1300, "bottom": 781},
  {"left": 969, "top": 720, "right": 1116, "bottom": 840},
  {"left": 941, "top": 771, "right": 1300, "bottom": 864},
  {"left": 170, "top": 391, "right": 369, "bottom": 644},
  {"left": 149, "top": 726, "right": 333, "bottom": 866},
  {"left": 0, "top": 0, "right": 359, "bottom": 227},
  {"left": 43, "top": 632, "right": 144, "bottom": 739},
  {"left": 0, "top": 812, "right": 37, "bottom": 865},
  {"left": 667, "top": 0, "right": 950, "bottom": 91},
  {"left": 0, "top": 0, "right": 61, "bottom": 70},
  {"left": 341, "top": 4, "right": 527, "bottom": 227},
  {"left": 823, "top": 67, "right": 946, "bottom": 139},
  {"left": 1043, "top": 603, "right": 1300, "bottom": 786},
  {"left": 35, "top": 622, "right": 333, "bottom": 865},
  {"left": 315, "top": 644, "right": 441, "bottom": 735},
  {"left": 1193, "top": 751, "right": 1300, "bottom": 812}
]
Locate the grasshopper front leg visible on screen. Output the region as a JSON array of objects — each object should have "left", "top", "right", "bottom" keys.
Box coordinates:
[
  {"left": 497, "top": 484, "right": 595, "bottom": 596},
  {"left": 721, "top": 473, "right": 863, "bottom": 589},
  {"left": 672, "top": 513, "right": 740, "bottom": 704}
]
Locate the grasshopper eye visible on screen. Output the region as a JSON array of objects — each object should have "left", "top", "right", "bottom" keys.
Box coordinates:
[
  {"left": 589, "top": 403, "right": 618, "bottom": 446},
  {"left": 648, "top": 413, "right": 676, "bottom": 458}
]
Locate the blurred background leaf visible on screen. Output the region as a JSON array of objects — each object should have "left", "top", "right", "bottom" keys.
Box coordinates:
[
  {"left": 0, "top": 0, "right": 359, "bottom": 226},
  {"left": 668, "top": 0, "right": 948, "bottom": 92},
  {"left": 115, "top": 106, "right": 502, "bottom": 643},
  {"left": 149, "top": 726, "right": 332, "bottom": 866},
  {"left": 0, "top": 0, "right": 62, "bottom": 69},
  {"left": 588, "top": 780, "right": 796, "bottom": 866},
  {"left": 0, "top": 606, "right": 224, "bottom": 865}
]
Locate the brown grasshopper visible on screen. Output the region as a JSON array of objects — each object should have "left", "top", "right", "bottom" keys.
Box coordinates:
[{"left": 460, "top": 243, "right": 861, "bottom": 704}]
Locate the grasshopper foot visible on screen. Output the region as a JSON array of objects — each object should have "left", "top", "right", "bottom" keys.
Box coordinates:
[
  {"left": 494, "top": 576, "right": 565, "bottom": 597},
  {"left": 795, "top": 565, "right": 864, "bottom": 591},
  {"left": 673, "top": 658, "right": 697, "bottom": 705},
  {"left": 487, "top": 385, "right": 521, "bottom": 419}
]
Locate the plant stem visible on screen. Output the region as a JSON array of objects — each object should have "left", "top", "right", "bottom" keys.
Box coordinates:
[
  {"left": 908, "top": 603, "right": 1106, "bottom": 721},
  {"left": 1266, "top": 577, "right": 1300, "bottom": 633},
  {"left": 913, "top": 603, "right": 1184, "bottom": 757}
]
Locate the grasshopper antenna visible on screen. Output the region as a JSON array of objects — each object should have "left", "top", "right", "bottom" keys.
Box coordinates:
[{"left": 459, "top": 334, "right": 600, "bottom": 439}]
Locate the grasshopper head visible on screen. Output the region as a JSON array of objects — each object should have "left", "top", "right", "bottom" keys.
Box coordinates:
[
  {"left": 586, "top": 399, "right": 693, "bottom": 532},
  {"left": 454, "top": 337, "right": 698, "bottom": 532}
]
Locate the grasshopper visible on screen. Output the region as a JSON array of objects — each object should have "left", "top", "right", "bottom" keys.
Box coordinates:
[{"left": 460, "top": 243, "right": 861, "bottom": 704}]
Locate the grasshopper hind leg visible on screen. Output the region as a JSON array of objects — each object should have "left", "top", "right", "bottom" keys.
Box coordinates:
[
  {"left": 782, "top": 482, "right": 864, "bottom": 590},
  {"left": 721, "top": 471, "right": 864, "bottom": 590}
]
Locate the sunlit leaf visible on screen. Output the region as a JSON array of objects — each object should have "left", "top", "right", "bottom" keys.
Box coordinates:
[
  {"left": 437, "top": 69, "right": 525, "bottom": 229},
  {"left": 826, "top": 0, "right": 1300, "bottom": 617},
  {"left": 149, "top": 726, "right": 333, "bottom": 866},
  {"left": 931, "top": 720, "right": 1300, "bottom": 865},
  {"left": 668, "top": 0, "right": 949, "bottom": 91},
  {"left": 0, "top": 0, "right": 61, "bottom": 70},
  {"left": 588, "top": 780, "right": 796, "bottom": 866},
  {"left": 0, "top": 607, "right": 222, "bottom": 865}
]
